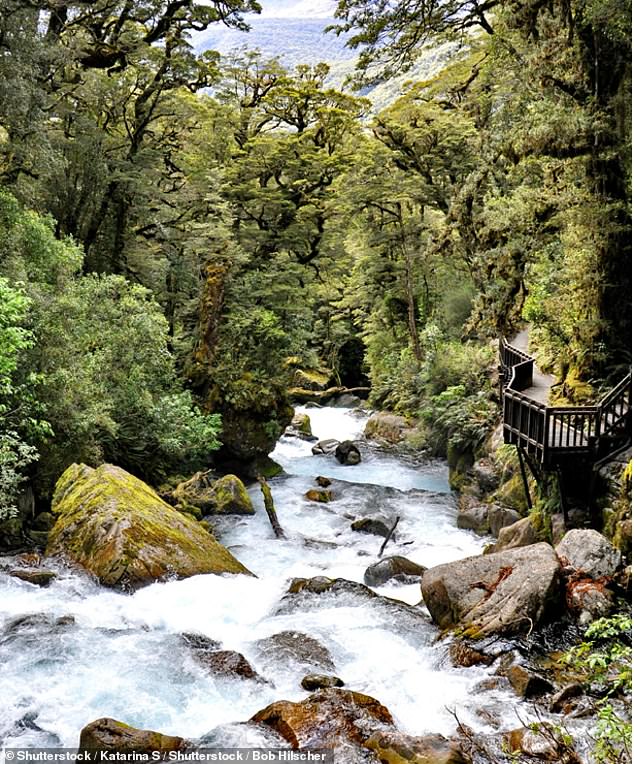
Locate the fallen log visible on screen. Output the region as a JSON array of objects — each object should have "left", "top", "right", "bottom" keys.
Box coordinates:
[
  {"left": 288, "top": 386, "right": 370, "bottom": 404},
  {"left": 378, "top": 516, "right": 400, "bottom": 558},
  {"left": 258, "top": 477, "right": 285, "bottom": 539}
]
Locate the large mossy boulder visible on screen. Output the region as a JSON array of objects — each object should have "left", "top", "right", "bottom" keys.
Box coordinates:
[
  {"left": 421, "top": 543, "right": 561, "bottom": 638},
  {"left": 47, "top": 464, "right": 252, "bottom": 588},
  {"left": 79, "top": 718, "right": 186, "bottom": 753}
]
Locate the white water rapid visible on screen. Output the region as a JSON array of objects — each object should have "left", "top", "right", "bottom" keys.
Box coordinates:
[{"left": 1, "top": 406, "right": 524, "bottom": 754}]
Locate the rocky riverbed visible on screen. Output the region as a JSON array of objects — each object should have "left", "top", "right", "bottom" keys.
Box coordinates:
[{"left": 0, "top": 406, "right": 628, "bottom": 762}]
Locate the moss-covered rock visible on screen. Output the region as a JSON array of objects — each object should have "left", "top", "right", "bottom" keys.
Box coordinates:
[
  {"left": 493, "top": 472, "right": 529, "bottom": 513},
  {"left": 292, "top": 412, "right": 313, "bottom": 436},
  {"left": 292, "top": 368, "right": 332, "bottom": 391},
  {"left": 47, "top": 463, "right": 252, "bottom": 588},
  {"left": 305, "top": 489, "right": 333, "bottom": 503},
  {"left": 209, "top": 474, "right": 255, "bottom": 515},
  {"left": 173, "top": 472, "right": 254, "bottom": 515}
]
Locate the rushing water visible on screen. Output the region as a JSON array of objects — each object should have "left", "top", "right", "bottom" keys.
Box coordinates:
[{"left": 1, "top": 406, "right": 525, "bottom": 753}]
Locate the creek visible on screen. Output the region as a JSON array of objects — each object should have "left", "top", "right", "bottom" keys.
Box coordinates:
[{"left": 0, "top": 405, "right": 537, "bottom": 752}]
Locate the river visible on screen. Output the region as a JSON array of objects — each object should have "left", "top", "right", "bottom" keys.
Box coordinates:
[{"left": 0, "top": 405, "right": 526, "bottom": 753}]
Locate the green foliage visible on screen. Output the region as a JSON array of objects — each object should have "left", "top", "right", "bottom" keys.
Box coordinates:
[
  {"left": 32, "top": 274, "right": 222, "bottom": 487},
  {"left": 0, "top": 277, "right": 40, "bottom": 519},
  {"left": 560, "top": 614, "right": 632, "bottom": 764}
]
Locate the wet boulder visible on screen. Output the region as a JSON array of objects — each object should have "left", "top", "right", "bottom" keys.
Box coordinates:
[
  {"left": 448, "top": 641, "right": 494, "bottom": 668},
  {"left": 196, "top": 650, "right": 264, "bottom": 682},
  {"left": 315, "top": 476, "right": 331, "bottom": 488},
  {"left": 173, "top": 472, "right": 254, "bottom": 516},
  {"left": 305, "top": 489, "right": 333, "bottom": 503},
  {"left": 351, "top": 517, "right": 393, "bottom": 538},
  {"left": 285, "top": 412, "right": 316, "bottom": 441},
  {"left": 488, "top": 506, "right": 522, "bottom": 538},
  {"left": 506, "top": 725, "right": 575, "bottom": 761},
  {"left": 301, "top": 674, "right": 344, "bottom": 691},
  {"left": 312, "top": 439, "right": 340, "bottom": 456},
  {"left": 565, "top": 577, "right": 614, "bottom": 625},
  {"left": 364, "top": 556, "right": 426, "bottom": 587},
  {"left": 8, "top": 568, "right": 57, "bottom": 586},
  {"left": 456, "top": 499, "right": 490, "bottom": 536},
  {"left": 365, "top": 731, "right": 469, "bottom": 764},
  {"left": 556, "top": 529, "right": 621, "bottom": 579},
  {"left": 364, "top": 413, "right": 410, "bottom": 445},
  {"left": 79, "top": 718, "right": 186, "bottom": 753},
  {"left": 421, "top": 543, "right": 561, "bottom": 638},
  {"left": 335, "top": 440, "right": 361, "bottom": 465},
  {"left": 498, "top": 663, "right": 554, "bottom": 698},
  {"left": 251, "top": 688, "right": 394, "bottom": 749},
  {"left": 487, "top": 517, "right": 539, "bottom": 553},
  {"left": 254, "top": 630, "right": 335, "bottom": 672},
  {"left": 172, "top": 469, "right": 218, "bottom": 512},
  {"left": 47, "top": 463, "right": 252, "bottom": 589},
  {"left": 207, "top": 474, "right": 254, "bottom": 516},
  {"left": 287, "top": 576, "right": 377, "bottom": 600}
]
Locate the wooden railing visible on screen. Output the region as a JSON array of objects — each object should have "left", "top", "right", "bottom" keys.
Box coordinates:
[{"left": 500, "top": 338, "right": 631, "bottom": 467}]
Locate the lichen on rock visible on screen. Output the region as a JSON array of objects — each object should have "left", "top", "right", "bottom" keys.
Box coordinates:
[{"left": 47, "top": 463, "right": 252, "bottom": 588}]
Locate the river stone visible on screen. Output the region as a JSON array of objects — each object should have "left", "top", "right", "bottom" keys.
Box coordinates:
[
  {"left": 364, "top": 556, "right": 427, "bottom": 587},
  {"left": 364, "top": 412, "right": 409, "bottom": 444},
  {"left": 290, "top": 412, "right": 313, "bottom": 436},
  {"left": 487, "top": 517, "right": 539, "bottom": 553},
  {"left": 365, "top": 731, "right": 469, "bottom": 764},
  {"left": 506, "top": 725, "right": 565, "bottom": 761},
  {"left": 312, "top": 439, "right": 340, "bottom": 455},
  {"left": 287, "top": 576, "right": 378, "bottom": 601},
  {"left": 420, "top": 543, "right": 561, "bottom": 638},
  {"left": 171, "top": 469, "right": 217, "bottom": 511},
  {"left": 335, "top": 440, "right": 361, "bottom": 465},
  {"left": 351, "top": 517, "right": 393, "bottom": 538},
  {"left": 305, "top": 489, "right": 333, "bottom": 503},
  {"left": 500, "top": 664, "right": 554, "bottom": 698},
  {"left": 550, "top": 683, "right": 584, "bottom": 713},
  {"left": 195, "top": 649, "right": 264, "bottom": 682},
  {"left": 47, "top": 463, "right": 252, "bottom": 589},
  {"left": 301, "top": 674, "right": 344, "bottom": 691},
  {"left": 208, "top": 474, "right": 254, "bottom": 515},
  {"left": 8, "top": 568, "right": 57, "bottom": 586},
  {"left": 173, "top": 472, "right": 254, "bottom": 515},
  {"left": 180, "top": 632, "right": 221, "bottom": 652},
  {"left": 254, "top": 630, "right": 335, "bottom": 672},
  {"left": 315, "top": 476, "right": 332, "bottom": 487},
  {"left": 79, "top": 718, "right": 186, "bottom": 753},
  {"left": 565, "top": 578, "right": 614, "bottom": 625},
  {"left": 456, "top": 499, "right": 490, "bottom": 535},
  {"left": 488, "top": 506, "right": 522, "bottom": 538},
  {"left": 251, "top": 688, "right": 394, "bottom": 749},
  {"left": 448, "top": 641, "right": 494, "bottom": 668},
  {"left": 556, "top": 529, "right": 621, "bottom": 579}
]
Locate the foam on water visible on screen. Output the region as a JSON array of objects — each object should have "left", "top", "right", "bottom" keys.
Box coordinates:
[{"left": 1, "top": 406, "right": 515, "bottom": 751}]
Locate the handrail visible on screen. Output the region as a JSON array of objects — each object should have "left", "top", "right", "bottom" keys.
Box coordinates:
[{"left": 499, "top": 337, "right": 631, "bottom": 465}]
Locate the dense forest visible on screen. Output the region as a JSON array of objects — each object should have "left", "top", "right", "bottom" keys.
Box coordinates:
[
  {"left": 0, "top": 0, "right": 631, "bottom": 759},
  {"left": 1, "top": 0, "right": 629, "bottom": 515}
]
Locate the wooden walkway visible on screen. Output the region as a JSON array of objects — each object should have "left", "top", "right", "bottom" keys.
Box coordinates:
[{"left": 499, "top": 336, "right": 631, "bottom": 470}]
